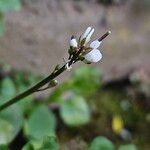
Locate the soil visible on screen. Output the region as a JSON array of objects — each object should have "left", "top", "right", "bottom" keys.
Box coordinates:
[{"left": 0, "top": 0, "right": 150, "bottom": 82}]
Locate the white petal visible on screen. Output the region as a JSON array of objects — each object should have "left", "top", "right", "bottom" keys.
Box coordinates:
[
  {"left": 81, "top": 27, "right": 92, "bottom": 40},
  {"left": 90, "top": 40, "right": 102, "bottom": 49},
  {"left": 84, "top": 49, "right": 102, "bottom": 63},
  {"left": 84, "top": 28, "right": 95, "bottom": 45},
  {"left": 87, "top": 28, "right": 95, "bottom": 39},
  {"left": 70, "top": 38, "right": 78, "bottom": 47}
]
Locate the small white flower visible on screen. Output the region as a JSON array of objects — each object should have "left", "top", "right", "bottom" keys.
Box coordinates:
[
  {"left": 81, "top": 27, "right": 92, "bottom": 40},
  {"left": 80, "top": 27, "right": 95, "bottom": 45},
  {"left": 90, "top": 40, "right": 102, "bottom": 49},
  {"left": 70, "top": 38, "right": 78, "bottom": 48},
  {"left": 84, "top": 49, "right": 102, "bottom": 63}
]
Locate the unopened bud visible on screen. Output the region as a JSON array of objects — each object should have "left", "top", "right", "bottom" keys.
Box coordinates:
[
  {"left": 49, "top": 79, "right": 58, "bottom": 87},
  {"left": 70, "top": 38, "right": 78, "bottom": 48}
]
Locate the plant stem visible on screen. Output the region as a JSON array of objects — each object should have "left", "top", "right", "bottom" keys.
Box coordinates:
[
  {"left": 0, "top": 31, "right": 111, "bottom": 112},
  {"left": 0, "top": 65, "right": 66, "bottom": 112}
]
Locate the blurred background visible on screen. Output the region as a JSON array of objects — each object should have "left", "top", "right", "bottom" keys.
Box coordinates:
[{"left": 0, "top": 0, "right": 150, "bottom": 150}]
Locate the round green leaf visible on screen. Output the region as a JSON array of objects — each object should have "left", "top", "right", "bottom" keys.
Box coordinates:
[
  {"left": 25, "top": 105, "right": 56, "bottom": 140},
  {"left": 0, "top": 119, "right": 13, "bottom": 145},
  {"left": 72, "top": 66, "right": 102, "bottom": 96},
  {"left": 118, "top": 144, "right": 137, "bottom": 150},
  {"left": 89, "top": 136, "right": 115, "bottom": 150},
  {"left": 0, "top": 104, "right": 23, "bottom": 144},
  {"left": 60, "top": 96, "right": 90, "bottom": 126}
]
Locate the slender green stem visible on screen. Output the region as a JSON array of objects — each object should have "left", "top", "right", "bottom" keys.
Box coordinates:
[
  {"left": 0, "top": 31, "right": 110, "bottom": 112},
  {"left": 0, "top": 65, "right": 66, "bottom": 112}
]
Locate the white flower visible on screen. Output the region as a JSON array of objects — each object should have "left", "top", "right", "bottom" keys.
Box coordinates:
[
  {"left": 70, "top": 38, "right": 78, "bottom": 48},
  {"left": 81, "top": 27, "right": 95, "bottom": 45},
  {"left": 84, "top": 49, "right": 102, "bottom": 63},
  {"left": 81, "top": 27, "right": 92, "bottom": 40},
  {"left": 90, "top": 40, "right": 102, "bottom": 49},
  {"left": 84, "top": 38, "right": 103, "bottom": 63}
]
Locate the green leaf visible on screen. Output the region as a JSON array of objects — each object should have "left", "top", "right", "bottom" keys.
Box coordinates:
[
  {"left": 22, "top": 136, "right": 59, "bottom": 150},
  {"left": 0, "top": 144, "right": 8, "bottom": 150},
  {"left": 0, "top": 13, "right": 5, "bottom": 36},
  {"left": 0, "top": 0, "right": 21, "bottom": 12},
  {"left": 22, "top": 142, "right": 34, "bottom": 150},
  {"left": 25, "top": 105, "right": 56, "bottom": 140},
  {"left": 118, "top": 144, "right": 137, "bottom": 150},
  {"left": 0, "top": 104, "right": 23, "bottom": 144},
  {"left": 38, "top": 136, "right": 59, "bottom": 150},
  {"left": 89, "top": 136, "right": 115, "bottom": 150},
  {"left": 49, "top": 81, "right": 73, "bottom": 103},
  {"left": 60, "top": 96, "right": 90, "bottom": 126},
  {"left": 0, "top": 77, "right": 16, "bottom": 105},
  {"left": 0, "top": 119, "right": 13, "bottom": 145},
  {"left": 72, "top": 65, "right": 102, "bottom": 96}
]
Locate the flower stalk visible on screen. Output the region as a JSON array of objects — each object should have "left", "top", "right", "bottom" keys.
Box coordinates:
[{"left": 0, "top": 27, "right": 111, "bottom": 112}]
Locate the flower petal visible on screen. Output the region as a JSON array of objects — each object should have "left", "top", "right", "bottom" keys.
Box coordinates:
[
  {"left": 84, "top": 49, "right": 102, "bottom": 63},
  {"left": 81, "top": 27, "right": 92, "bottom": 40},
  {"left": 85, "top": 28, "right": 95, "bottom": 45},
  {"left": 90, "top": 40, "right": 102, "bottom": 49}
]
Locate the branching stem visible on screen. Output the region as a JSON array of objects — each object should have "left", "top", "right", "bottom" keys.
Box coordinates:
[{"left": 0, "top": 31, "right": 110, "bottom": 112}]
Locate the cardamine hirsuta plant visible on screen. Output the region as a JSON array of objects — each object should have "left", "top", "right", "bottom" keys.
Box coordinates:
[{"left": 0, "top": 27, "right": 111, "bottom": 111}]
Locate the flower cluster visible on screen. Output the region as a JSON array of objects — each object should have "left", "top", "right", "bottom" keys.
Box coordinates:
[{"left": 68, "top": 27, "right": 111, "bottom": 65}]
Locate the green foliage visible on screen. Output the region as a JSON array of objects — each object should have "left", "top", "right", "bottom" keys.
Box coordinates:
[
  {"left": 49, "top": 65, "right": 101, "bottom": 126},
  {"left": 0, "top": 0, "right": 21, "bottom": 36},
  {"left": 38, "top": 136, "right": 59, "bottom": 150},
  {"left": 22, "top": 142, "right": 34, "bottom": 150},
  {"left": 0, "top": 104, "right": 23, "bottom": 144},
  {"left": 118, "top": 144, "right": 137, "bottom": 150},
  {"left": 50, "top": 65, "right": 102, "bottom": 102},
  {"left": 12, "top": 71, "right": 40, "bottom": 115},
  {"left": 0, "top": 144, "right": 8, "bottom": 150},
  {"left": 60, "top": 95, "right": 90, "bottom": 126},
  {"left": 72, "top": 65, "right": 102, "bottom": 96},
  {"left": 0, "top": 76, "right": 23, "bottom": 145},
  {"left": 22, "top": 136, "right": 59, "bottom": 150},
  {"left": 0, "top": 65, "right": 143, "bottom": 149},
  {"left": 89, "top": 136, "right": 115, "bottom": 150},
  {"left": 0, "top": 0, "right": 20, "bottom": 12},
  {"left": 0, "top": 77, "right": 16, "bottom": 105},
  {"left": 25, "top": 105, "right": 56, "bottom": 140}
]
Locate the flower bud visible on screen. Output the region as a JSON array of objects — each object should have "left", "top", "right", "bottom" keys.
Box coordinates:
[
  {"left": 70, "top": 38, "right": 78, "bottom": 48},
  {"left": 49, "top": 79, "right": 58, "bottom": 87}
]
